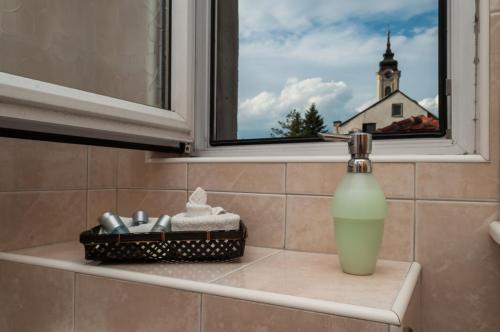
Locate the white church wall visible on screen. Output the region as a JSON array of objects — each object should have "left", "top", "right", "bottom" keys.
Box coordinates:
[{"left": 339, "top": 92, "right": 429, "bottom": 134}]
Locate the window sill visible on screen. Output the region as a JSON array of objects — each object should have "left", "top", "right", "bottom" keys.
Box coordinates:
[{"left": 151, "top": 137, "right": 490, "bottom": 163}]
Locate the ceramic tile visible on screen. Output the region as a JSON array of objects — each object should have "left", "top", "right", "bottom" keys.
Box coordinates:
[
  {"left": 117, "top": 149, "right": 187, "bottom": 189},
  {"left": 415, "top": 162, "right": 500, "bottom": 201},
  {"left": 286, "top": 163, "right": 414, "bottom": 198},
  {"left": 87, "top": 189, "right": 116, "bottom": 228},
  {"left": 0, "top": 137, "right": 87, "bottom": 191},
  {"left": 88, "top": 146, "right": 118, "bottom": 189},
  {"left": 214, "top": 250, "right": 411, "bottom": 310},
  {"left": 0, "top": 261, "right": 74, "bottom": 332},
  {"left": 416, "top": 201, "right": 500, "bottom": 332},
  {"left": 0, "top": 191, "right": 86, "bottom": 251},
  {"left": 188, "top": 163, "right": 286, "bottom": 194},
  {"left": 13, "top": 241, "right": 281, "bottom": 282},
  {"left": 400, "top": 277, "right": 421, "bottom": 332},
  {"left": 492, "top": 0, "right": 500, "bottom": 11},
  {"left": 285, "top": 196, "right": 414, "bottom": 261},
  {"left": 117, "top": 189, "right": 187, "bottom": 217},
  {"left": 202, "top": 295, "right": 387, "bottom": 332},
  {"left": 75, "top": 274, "right": 200, "bottom": 332},
  {"left": 205, "top": 192, "right": 286, "bottom": 248},
  {"left": 285, "top": 195, "right": 335, "bottom": 253}
]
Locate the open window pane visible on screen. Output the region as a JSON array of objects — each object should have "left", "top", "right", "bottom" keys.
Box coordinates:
[
  {"left": 212, "top": 0, "right": 445, "bottom": 144},
  {"left": 0, "top": 0, "right": 170, "bottom": 109}
]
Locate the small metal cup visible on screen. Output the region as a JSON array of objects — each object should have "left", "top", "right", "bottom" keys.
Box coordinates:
[
  {"left": 98, "top": 212, "right": 129, "bottom": 234},
  {"left": 132, "top": 210, "right": 149, "bottom": 226},
  {"left": 151, "top": 214, "right": 171, "bottom": 232}
]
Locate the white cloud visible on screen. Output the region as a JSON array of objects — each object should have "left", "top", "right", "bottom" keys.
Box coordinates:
[
  {"left": 419, "top": 95, "right": 439, "bottom": 115},
  {"left": 238, "top": 77, "right": 351, "bottom": 138},
  {"left": 355, "top": 97, "right": 377, "bottom": 113}
]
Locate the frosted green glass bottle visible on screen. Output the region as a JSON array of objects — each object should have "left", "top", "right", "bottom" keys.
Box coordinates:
[{"left": 320, "top": 130, "right": 387, "bottom": 276}]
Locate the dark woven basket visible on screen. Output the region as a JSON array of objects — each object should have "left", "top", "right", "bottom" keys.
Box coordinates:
[{"left": 79, "top": 221, "right": 247, "bottom": 262}]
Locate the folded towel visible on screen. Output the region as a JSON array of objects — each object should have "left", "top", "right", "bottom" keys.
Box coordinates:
[{"left": 171, "top": 187, "right": 240, "bottom": 232}]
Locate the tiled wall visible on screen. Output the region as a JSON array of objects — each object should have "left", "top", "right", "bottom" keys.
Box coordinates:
[{"left": 0, "top": 3, "right": 499, "bottom": 332}]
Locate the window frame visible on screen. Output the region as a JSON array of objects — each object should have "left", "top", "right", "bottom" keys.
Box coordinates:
[
  {"left": 191, "top": 0, "right": 490, "bottom": 162},
  {"left": 391, "top": 104, "right": 404, "bottom": 118},
  {"left": 0, "top": 0, "right": 195, "bottom": 153}
]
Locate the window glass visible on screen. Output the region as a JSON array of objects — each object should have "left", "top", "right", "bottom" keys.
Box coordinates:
[
  {"left": 0, "top": 0, "right": 170, "bottom": 109},
  {"left": 392, "top": 104, "right": 403, "bottom": 117},
  {"left": 213, "top": 0, "right": 444, "bottom": 143}
]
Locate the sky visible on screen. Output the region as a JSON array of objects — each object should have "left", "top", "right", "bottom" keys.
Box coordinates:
[{"left": 236, "top": 0, "right": 440, "bottom": 139}]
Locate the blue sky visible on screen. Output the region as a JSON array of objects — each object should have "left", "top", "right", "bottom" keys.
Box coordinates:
[{"left": 236, "top": 0, "right": 439, "bottom": 139}]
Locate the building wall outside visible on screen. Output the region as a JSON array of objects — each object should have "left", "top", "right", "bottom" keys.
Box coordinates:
[{"left": 340, "top": 92, "right": 430, "bottom": 134}]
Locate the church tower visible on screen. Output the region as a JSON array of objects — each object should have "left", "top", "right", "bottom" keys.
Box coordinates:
[{"left": 376, "top": 30, "right": 401, "bottom": 100}]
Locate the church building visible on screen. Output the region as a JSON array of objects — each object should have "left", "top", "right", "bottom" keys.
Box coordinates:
[{"left": 337, "top": 31, "right": 437, "bottom": 134}]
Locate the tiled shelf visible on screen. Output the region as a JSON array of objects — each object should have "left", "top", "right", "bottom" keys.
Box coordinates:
[{"left": 0, "top": 241, "right": 420, "bottom": 326}]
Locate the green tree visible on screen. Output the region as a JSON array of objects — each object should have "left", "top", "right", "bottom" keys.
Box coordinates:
[
  {"left": 270, "top": 103, "right": 327, "bottom": 138},
  {"left": 270, "top": 109, "right": 304, "bottom": 137},
  {"left": 303, "top": 103, "right": 327, "bottom": 136}
]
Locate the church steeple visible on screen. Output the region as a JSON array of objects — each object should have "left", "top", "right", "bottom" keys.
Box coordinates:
[
  {"left": 376, "top": 29, "right": 401, "bottom": 100},
  {"left": 379, "top": 29, "right": 398, "bottom": 70}
]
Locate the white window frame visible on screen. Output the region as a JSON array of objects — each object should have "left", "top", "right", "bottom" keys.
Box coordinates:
[
  {"left": 187, "top": 0, "right": 491, "bottom": 163},
  {"left": 0, "top": 0, "right": 195, "bottom": 147}
]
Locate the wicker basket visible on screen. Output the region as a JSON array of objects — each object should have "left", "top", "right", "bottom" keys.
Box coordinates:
[{"left": 79, "top": 221, "right": 247, "bottom": 262}]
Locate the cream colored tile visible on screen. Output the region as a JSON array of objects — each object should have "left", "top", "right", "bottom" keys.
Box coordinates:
[
  {"left": 416, "top": 201, "right": 500, "bottom": 332},
  {"left": 0, "top": 261, "right": 74, "bottom": 332},
  {"left": 285, "top": 195, "right": 335, "bottom": 253},
  {"left": 88, "top": 146, "right": 118, "bottom": 189},
  {"left": 286, "top": 163, "right": 414, "bottom": 198},
  {"left": 205, "top": 192, "right": 286, "bottom": 248},
  {"left": 415, "top": 163, "right": 499, "bottom": 201},
  {"left": 379, "top": 200, "right": 414, "bottom": 261},
  {"left": 117, "top": 149, "right": 187, "bottom": 189},
  {"left": 87, "top": 189, "right": 116, "bottom": 228},
  {"left": 286, "top": 196, "right": 414, "bottom": 261},
  {"left": 492, "top": 0, "right": 500, "bottom": 11},
  {"left": 0, "top": 137, "right": 87, "bottom": 191},
  {"left": 75, "top": 274, "right": 200, "bottom": 332},
  {"left": 401, "top": 277, "right": 421, "bottom": 332},
  {"left": 117, "top": 189, "right": 187, "bottom": 217},
  {"left": 373, "top": 163, "right": 415, "bottom": 199},
  {"left": 286, "top": 163, "right": 344, "bottom": 196},
  {"left": 188, "top": 163, "right": 286, "bottom": 193},
  {"left": 202, "top": 295, "right": 387, "bottom": 332},
  {"left": 0, "top": 191, "right": 86, "bottom": 251},
  {"left": 214, "top": 250, "right": 411, "bottom": 310}
]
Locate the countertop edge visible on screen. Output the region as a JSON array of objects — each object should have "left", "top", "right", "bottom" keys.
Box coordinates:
[
  {"left": 0, "top": 251, "right": 402, "bottom": 325},
  {"left": 391, "top": 262, "right": 422, "bottom": 325}
]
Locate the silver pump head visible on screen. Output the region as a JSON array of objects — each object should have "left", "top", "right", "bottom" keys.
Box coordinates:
[{"left": 318, "top": 129, "right": 373, "bottom": 173}]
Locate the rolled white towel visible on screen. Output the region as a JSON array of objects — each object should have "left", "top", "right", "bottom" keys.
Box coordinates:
[
  {"left": 171, "top": 187, "right": 240, "bottom": 231},
  {"left": 171, "top": 212, "right": 240, "bottom": 232}
]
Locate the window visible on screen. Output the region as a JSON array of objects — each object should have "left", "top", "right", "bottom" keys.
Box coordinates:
[
  {"left": 392, "top": 104, "right": 403, "bottom": 117},
  {"left": 362, "top": 123, "right": 377, "bottom": 134},
  {"left": 0, "top": 0, "right": 194, "bottom": 152},
  {"left": 211, "top": 0, "right": 447, "bottom": 145}
]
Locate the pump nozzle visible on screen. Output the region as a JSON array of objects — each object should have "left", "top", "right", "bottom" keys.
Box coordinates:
[{"left": 319, "top": 129, "right": 373, "bottom": 173}]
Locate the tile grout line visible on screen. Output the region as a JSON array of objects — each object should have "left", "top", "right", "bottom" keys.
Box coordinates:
[
  {"left": 413, "top": 162, "right": 417, "bottom": 262},
  {"left": 284, "top": 163, "right": 288, "bottom": 249},
  {"left": 199, "top": 293, "right": 203, "bottom": 332},
  {"left": 73, "top": 272, "right": 76, "bottom": 332},
  {"left": 207, "top": 249, "right": 283, "bottom": 284}
]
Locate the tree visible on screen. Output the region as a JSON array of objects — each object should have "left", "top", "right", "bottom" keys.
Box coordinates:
[
  {"left": 270, "top": 109, "right": 304, "bottom": 137},
  {"left": 302, "top": 103, "right": 327, "bottom": 136},
  {"left": 270, "top": 103, "right": 327, "bottom": 138}
]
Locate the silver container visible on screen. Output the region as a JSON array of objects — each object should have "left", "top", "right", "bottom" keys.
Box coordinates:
[
  {"left": 132, "top": 210, "right": 149, "bottom": 226},
  {"left": 99, "top": 212, "right": 129, "bottom": 234},
  {"left": 151, "top": 214, "right": 171, "bottom": 232}
]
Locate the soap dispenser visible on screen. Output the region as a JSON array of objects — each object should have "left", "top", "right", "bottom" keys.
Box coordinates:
[{"left": 319, "top": 130, "right": 387, "bottom": 276}]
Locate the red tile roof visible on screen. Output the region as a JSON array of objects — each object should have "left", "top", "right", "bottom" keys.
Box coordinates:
[{"left": 376, "top": 115, "right": 439, "bottom": 133}]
